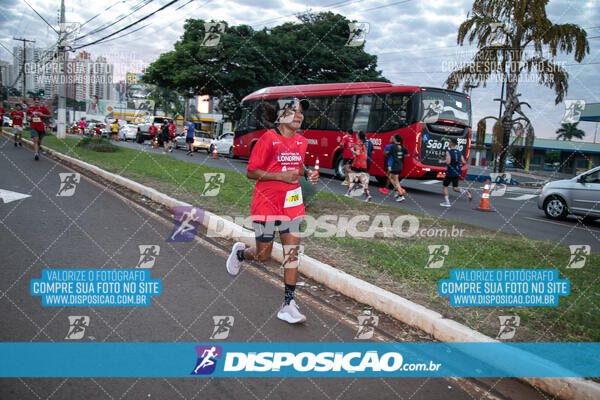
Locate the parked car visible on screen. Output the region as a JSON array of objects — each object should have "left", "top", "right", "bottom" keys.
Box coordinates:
[
  {"left": 209, "top": 132, "right": 235, "bottom": 157},
  {"left": 119, "top": 124, "right": 138, "bottom": 141},
  {"left": 174, "top": 130, "right": 214, "bottom": 152},
  {"left": 135, "top": 116, "right": 173, "bottom": 143},
  {"left": 2, "top": 116, "right": 13, "bottom": 127},
  {"left": 538, "top": 166, "right": 600, "bottom": 220}
]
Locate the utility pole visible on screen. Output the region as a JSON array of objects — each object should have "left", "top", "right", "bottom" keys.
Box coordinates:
[
  {"left": 13, "top": 37, "right": 36, "bottom": 101},
  {"left": 57, "top": 0, "right": 67, "bottom": 138}
]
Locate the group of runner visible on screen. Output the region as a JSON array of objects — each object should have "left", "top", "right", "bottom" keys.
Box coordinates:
[{"left": 1, "top": 99, "right": 51, "bottom": 160}]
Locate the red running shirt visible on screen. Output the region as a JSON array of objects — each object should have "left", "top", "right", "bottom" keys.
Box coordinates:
[
  {"left": 352, "top": 141, "right": 367, "bottom": 169},
  {"left": 247, "top": 129, "right": 308, "bottom": 222},
  {"left": 10, "top": 110, "right": 24, "bottom": 127},
  {"left": 341, "top": 135, "right": 355, "bottom": 159},
  {"left": 149, "top": 125, "right": 158, "bottom": 135},
  {"left": 27, "top": 106, "right": 50, "bottom": 131}
]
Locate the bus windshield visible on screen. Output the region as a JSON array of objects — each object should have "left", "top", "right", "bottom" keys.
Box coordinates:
[{"left": 421, "top": 90, "right": 471, "bottom": 127}]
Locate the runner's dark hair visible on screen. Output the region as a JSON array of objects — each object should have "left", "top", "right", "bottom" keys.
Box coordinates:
[{"left": 394, "top": 133, "right": 403, "bottom": 144}]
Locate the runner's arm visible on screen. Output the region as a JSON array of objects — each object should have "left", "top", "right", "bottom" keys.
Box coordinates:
[{"left": 247, "top": 169, "right": 298, "bottom": 184}]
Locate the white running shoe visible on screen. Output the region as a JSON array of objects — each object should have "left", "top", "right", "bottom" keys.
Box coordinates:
[
  {"left": 396, "top": 195, "right": 405, "bottom": 202},
  {"left": 440, "top": 202, "right": 451, "bottom": 207},
  {"left": 226, "top": 242, "right": 245, "bottom": 276},
  {"left": 277, "top": 300, "right": 306, "bottom": 324}
]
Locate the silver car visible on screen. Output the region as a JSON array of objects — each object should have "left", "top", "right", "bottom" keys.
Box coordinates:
[{"left": 538, "top": 166, "right": 600, "bottom": 220}]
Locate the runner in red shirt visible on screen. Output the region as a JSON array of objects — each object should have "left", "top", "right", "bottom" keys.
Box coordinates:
[
  {"left": 345, "top": 131, "right": 372, "bottom": 201},
  {"left": 26, "top": 99, "right": 51, "bottom": 161},
  {"left": 337, "top": 130, "right": 356, "bottom": 185},
  {"left": 168, "top": 122, "right": 176, "bottom": 152},
  {"left": 10, "top": 104, "right": 25, "bottom": 147},
  {"left": 226, "top": 97, "right": 318, "bottom": 324}
]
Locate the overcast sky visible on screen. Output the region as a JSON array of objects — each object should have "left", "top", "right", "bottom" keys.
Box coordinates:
[{"left": 1, "top": 0, "right": 599, "bottom": 140}]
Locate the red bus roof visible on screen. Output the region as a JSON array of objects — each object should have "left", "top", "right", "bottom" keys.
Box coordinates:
[{"left": 242, "top": 82, "right": 423, "bottom": 102}]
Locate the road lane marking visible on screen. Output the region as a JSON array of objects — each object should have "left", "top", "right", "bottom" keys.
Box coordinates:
[
  {"left": 507, "top": 194, "right": 538, "bottom": 201},
  {"left": 524, "top": 217, "right": 600, "bottom": 233},
  {"left": 0, "top": 189, "right": 31, "bottom": 204},
  {"left": 422, "top": 180, "right": 441, "bottom": 185}
]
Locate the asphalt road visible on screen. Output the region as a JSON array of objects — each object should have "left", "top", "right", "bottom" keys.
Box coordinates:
[
  {"left": 0, "top": 137, "right": 548, "bottom": 399},
  {"left": 115, "top": 138, "right": 600, "bottom": 253}
]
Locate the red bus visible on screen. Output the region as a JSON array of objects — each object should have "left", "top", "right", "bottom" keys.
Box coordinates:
[{"left": 233, "top": 82, "right": 472, "bottom": 183}]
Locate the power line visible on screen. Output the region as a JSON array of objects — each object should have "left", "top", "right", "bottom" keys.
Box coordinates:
[
  {"left": 80, "top": 0, "right": 130, "bottom": 29},
  {"left": 71, "top": 0, "right": 181, "bottom": 50},
  {"left": 21, "top": 0, "right": 59, "bottom": 35},
  {"left": 76, "top": 0, "right": 154, "bottom": 41}
]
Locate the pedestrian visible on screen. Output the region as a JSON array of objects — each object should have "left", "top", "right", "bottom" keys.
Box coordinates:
[
  {"left": 168, "top": 121, "right": 176, "bottom": 152},
  {"left": 337, "top": 129, "right": 355, "bottom": 185},
  {"left": 346, "top": 131, "right": 372, "bottom": 201},
  {"left": 10, "top": 104, "right": 25, "bottom": 147},
  {"left": 226, "top": 97, "right": 318, "bottom": 324},
  {"left": 26, "top": 98, "right": 51, "bottom": 161},
  {"left": 184, "top": 120, "right": 195, "bottom": 155},
  {"left": 440, "top": 138, "right": 472, "bottom": 207},
  {"left": 385, "top": 134, "right": 408, "bottom": 202},
  {"left": 160, "top": 120, "right": 170, "bottom": 154},
  {"left": 379, "top": 141, "right": 394, "bottom": 195},
  {"left": 110, "top": 119, "right": 120, "bottom": 141},
  {"left": 0, "top": 104, "right": 5, "bottom": 134},
  {"left": 362, "top": 130, "right": 374, "bottom": 171}
]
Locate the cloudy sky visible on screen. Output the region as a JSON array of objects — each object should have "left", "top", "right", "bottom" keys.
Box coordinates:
[{"left": 1, "top": 0, "right": 599, "bottom": 140}]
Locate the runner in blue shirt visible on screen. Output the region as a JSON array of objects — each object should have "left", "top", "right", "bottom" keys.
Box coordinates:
[
  {"left": 440, "top": 138, "right": 472, "bottom": 207},
  {"left": 185, "top": 121, "right": 195, "bottom": 156}
]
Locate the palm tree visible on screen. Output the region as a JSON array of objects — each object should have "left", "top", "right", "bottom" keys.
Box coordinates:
[
  {"left": 446, "top": 0, "right": 589, "bottom": 172},
  {"left": 556, "top": 122, "right": 585, "bottom": 141}
]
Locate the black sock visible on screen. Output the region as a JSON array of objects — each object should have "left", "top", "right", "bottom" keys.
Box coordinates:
[
  {"left": 236, "top": 249, "right": 245, "bottom": 261},
  {"left": 284, "top": 284, "right": 296, "bottom": 305}
]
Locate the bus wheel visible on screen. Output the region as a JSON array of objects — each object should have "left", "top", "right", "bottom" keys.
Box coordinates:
[{"left": 333, "top": 154, "right": 345, "bottom": 180}]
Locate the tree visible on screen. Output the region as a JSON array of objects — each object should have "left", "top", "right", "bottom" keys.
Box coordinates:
[
  {"left": 445, "top": 0, "right": 589, "bottom": 172},
  {"left": 143, "top": 12, "right": 388, "bottom": 119},
  {"left": 147, "top": 85, "right": 184, "bottom": 118},
  {"left": 556, "top": 122, "right": 585, "bottom": 141}
]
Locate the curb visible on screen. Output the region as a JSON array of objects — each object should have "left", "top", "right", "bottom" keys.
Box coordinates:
[{"left": 6, "top": 132, "right": 599, "bottom": 400}]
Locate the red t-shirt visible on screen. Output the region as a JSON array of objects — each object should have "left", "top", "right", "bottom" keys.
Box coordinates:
[
  {"left": 341, "top": 135, "right": 355, "bottom": 159},
  {"left": 10, "top": 110, "right": 24, "bottom": 127},
  {"left": 352, "top": 141, "right": 367, "bottom": 169},
  {"left": 168, "top": 123, "right": 176, "bottom": 138},
  {"left": 149, "top": 125, "right": 158, "bottom": 135},
  {"left": 247, "top": 129, "right": 308, "bottom": 222},
  {"left": 27, "top": 106, "right": 50, "bottom": 131},
  {"left": 0, "top": 107, "right": 5, "bottom": 116}
]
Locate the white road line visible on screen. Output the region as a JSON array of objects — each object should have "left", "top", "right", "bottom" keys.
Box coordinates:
[
  {"left": 524, "top": 217, "right": 600, "bottom": 233},
  {"left": 507, "top": 194, "right": 538, "bottom": 201},
  {"left": 422, "top": 180, "right": 441, "bottom": 185}
]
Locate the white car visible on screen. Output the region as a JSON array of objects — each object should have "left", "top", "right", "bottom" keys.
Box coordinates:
[
  {"left": 209, "top": 132, "right": 235, "bottom": 157},
  {"left": 119, "top": 124, "right": 138, "bottom": 141}
]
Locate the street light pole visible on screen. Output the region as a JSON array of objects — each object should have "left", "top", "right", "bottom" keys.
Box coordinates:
[{"left": 56, "top": 0, "right": 67, "bottom": 139}]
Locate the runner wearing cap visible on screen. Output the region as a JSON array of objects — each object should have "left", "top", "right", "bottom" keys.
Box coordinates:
[{"left": 226, "top": 97, "right": 318, "bottom": 324}]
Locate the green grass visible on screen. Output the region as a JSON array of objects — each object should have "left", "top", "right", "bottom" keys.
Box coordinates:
[{"left": 23, "top": 129, "right": 600, "bottom": 342}]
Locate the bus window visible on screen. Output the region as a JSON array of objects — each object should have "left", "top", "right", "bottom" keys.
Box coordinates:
[
  {"left": 325, "top": 95, "right": 353, "bottom": 131},
  {"left": 303, "top": 96, "right": 328, "bottom": 130},
  {"left": 421, "top": 90, "right": 471, "bottom": 126},
  {"left": 369, "top": 93, "right": 414, "bottom": 133},
  {"left": 352, "top": 94, "right": 372, "bottom": 132}
]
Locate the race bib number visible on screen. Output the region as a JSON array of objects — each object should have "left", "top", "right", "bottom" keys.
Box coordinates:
[
  {"left": 32, "top": 117, "right": 41, "bottom": 123},
  {"left": 284, "top": 187, "right": 303, "bottom": 208}
]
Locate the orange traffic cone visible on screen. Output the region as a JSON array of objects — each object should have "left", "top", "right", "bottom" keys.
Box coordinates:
[
  {"left": 476, "top": 180, "right": 493, "bottom": 212},
  {"left": 212, "top": 146, "right": 218, "bottom": 159},
  {"left": 152, "top": 136, "right": 158, "bottom": 148},
  {"left": 315, "top": 157, "right": 320, "bottom": 177}
]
